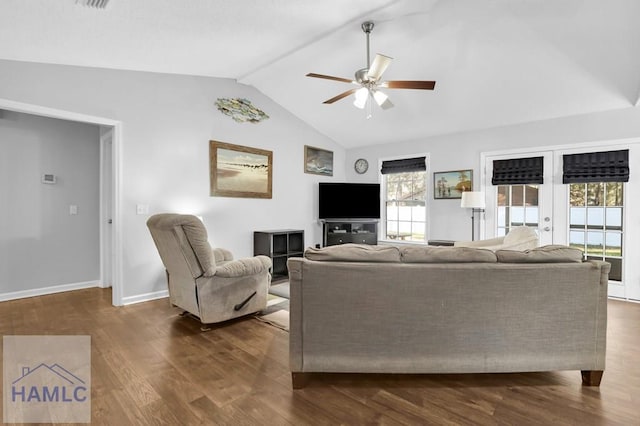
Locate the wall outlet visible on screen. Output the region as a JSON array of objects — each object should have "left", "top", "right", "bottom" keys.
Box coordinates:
[{"left": 69, "top": 205, "right": 78, "bottom": 215}]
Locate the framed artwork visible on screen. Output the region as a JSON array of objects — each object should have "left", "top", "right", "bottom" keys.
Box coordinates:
[
  {"left": 304, "top": 145, "right": 333, "bottom": 176},
  {"left": 209, "top": 140, "right": 272, "bottom": 198},
  {"left": 433, "top": 169, "right": 472, "bottom": 199}
]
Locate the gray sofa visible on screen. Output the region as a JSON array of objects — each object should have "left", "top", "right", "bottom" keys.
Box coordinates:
[{"left": 287, "top": 244, "right": 610, "bottom": 388}]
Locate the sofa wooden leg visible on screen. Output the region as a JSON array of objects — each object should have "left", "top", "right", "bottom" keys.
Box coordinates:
[
  {"left": 581, "top": 370, "right": 603, "bottom": 386},
  {"left": 292, "top": 372, "right": 310, "bottom": 389}
]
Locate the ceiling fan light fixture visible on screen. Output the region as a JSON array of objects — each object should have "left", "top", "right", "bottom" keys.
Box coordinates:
[
  {"left": 373, "top": 90, "right": 388, "bottom": 105},
  {"left": 353, "top": 87, "right": 368, "bottom": 109}
]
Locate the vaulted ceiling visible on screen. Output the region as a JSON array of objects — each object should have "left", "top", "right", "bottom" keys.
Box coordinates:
[{"left": 1, "top": 0, "right": 639, "bottom": 148}]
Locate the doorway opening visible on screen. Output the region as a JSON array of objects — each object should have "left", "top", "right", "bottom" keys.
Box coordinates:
[{"left": 0, "top": 98, "right": 123, "bottom": 306}]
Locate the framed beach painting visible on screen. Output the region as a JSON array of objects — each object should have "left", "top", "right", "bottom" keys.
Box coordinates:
[
  {"left": 304, "top": 145, "right": 333, "bottom": 176},
  {"left": 433, "top": 169, "right": 472, "bottom": 199},
  {"left": 210, "top": 140, "right": 273, "bottom": 198}
]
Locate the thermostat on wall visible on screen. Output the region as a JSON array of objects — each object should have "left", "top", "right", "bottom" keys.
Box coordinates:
[{"left": 42, "top": 174, "right": 57, "bottom": 184}]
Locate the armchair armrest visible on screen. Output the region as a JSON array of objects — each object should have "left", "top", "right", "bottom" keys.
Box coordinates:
[
  {"left": 211, "top": 255, "right": 272, "bottom": 278},
  {"left": 212, "top": 248, "right": 234, "bottom": 263}
]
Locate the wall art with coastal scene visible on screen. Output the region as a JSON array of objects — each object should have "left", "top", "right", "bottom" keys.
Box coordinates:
[
  {"left": 304, "top": 145, "right": 333, "bottom": 176},
  {"left": 209, "top": 140, "right": 273, "bottom": 198},
  {"left": 433, "top": 169, "right": 472, "bottom": 199}
]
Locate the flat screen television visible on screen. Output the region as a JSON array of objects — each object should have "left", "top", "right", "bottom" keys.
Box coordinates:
[{"left": 319, "top": 182, "right": 380, "bottom": 219}]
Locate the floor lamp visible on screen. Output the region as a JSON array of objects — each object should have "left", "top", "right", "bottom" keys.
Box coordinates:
[{"left": 460, "top": 191, "right": 485, "bottom": 241}]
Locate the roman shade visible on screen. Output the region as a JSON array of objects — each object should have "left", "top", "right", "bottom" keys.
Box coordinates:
[
  {"left": 563, "top": 150, "right": 629, "bottom": 183},
  {"left": 492, "top": 156, "right": 544, "bottom": 185},
  {"left": 380, "top": 157, "right": 426, "bottom": 174}
]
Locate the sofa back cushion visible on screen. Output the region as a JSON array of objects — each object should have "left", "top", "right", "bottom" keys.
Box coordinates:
[
  {"left": 400, "top": 246, "right": 497, "bottom": 263},
  {"left": 304, "top": 243, "right": 401, "bottom": 263},
  {"left": 496, "top": 245, "right": 584, "bottom": 263}
]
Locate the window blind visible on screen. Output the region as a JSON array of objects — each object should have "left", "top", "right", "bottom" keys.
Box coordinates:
[
  {"left": 563, "top": 149, "right": 629, "bottom": 183},
  {"left": 491, "top": 156, "right": 544, "bottom": 185},
  {"left": 380, "top": 157, "right": 426, "bottom": 175}
]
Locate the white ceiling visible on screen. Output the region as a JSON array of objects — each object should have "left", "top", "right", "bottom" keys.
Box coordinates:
[{"left": 1, "top": 0, "right": 639, "bottom": 148}]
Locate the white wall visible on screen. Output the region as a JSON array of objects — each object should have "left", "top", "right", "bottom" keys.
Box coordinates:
[
  {"left": 0, "top": 59, "right": 344, "bottom": 302},
  {"left": 346, "top": 106, "right": 640, "bottom": 242},
  {"left": 0, "top": 111, "right": 100, "bottom": 295}
]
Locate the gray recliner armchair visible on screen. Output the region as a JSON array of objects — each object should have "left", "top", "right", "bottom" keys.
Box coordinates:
[
  {"left": 454, "top": 226, "right": 539, "bottom": 251},
  {"left": 146, "top": 213, "right": 272, "bottom": 327}
]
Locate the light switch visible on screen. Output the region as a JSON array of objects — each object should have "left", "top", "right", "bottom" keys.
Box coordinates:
[
  {"left": 136, "top": 204, "right": 149, "bottom": 215},
  {"left": 69, "top": 205, "right": 78, "bottom": 215}
]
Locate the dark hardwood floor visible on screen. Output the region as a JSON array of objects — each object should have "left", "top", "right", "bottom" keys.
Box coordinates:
[{"left": 1, "top": 288, "right": 639, "bottom": 425}]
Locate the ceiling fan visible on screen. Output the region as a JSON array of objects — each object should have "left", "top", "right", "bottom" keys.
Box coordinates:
[{"left": 306, "top": 21, "right": 436, "bottom": 115}]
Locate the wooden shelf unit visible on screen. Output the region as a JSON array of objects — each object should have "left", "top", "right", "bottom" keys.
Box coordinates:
[{"left": 253, "top": 229, "right": 304, "bottom": 282}]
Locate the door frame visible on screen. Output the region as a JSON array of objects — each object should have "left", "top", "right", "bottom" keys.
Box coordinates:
[{"left": 0, "top": 98, "right": 124, "bottom": 306}]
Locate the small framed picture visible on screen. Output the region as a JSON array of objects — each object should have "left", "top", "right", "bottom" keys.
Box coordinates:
[
  {"left": 433, "top": 170, "right": 472, "bottom": 199},
  {"left": 304, "top": 145, "right": 333, "bottom": 176}
]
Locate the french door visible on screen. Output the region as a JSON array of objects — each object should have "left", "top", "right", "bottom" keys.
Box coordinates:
[
  {"left": 483, "top": 145, "right": 638, "bottom": 300},
  {"left": 484, "top": 152, "right": 554, "bottom": 246}
]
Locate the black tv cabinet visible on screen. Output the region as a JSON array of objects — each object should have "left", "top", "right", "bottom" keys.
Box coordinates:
[{"left": 322, "top": 220, "right": 378, "bottom": 247}]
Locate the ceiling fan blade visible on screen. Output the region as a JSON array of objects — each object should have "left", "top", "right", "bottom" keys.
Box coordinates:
[
  {"left": 323, "top": 88, "right": 359, "bottom": 104},
  {"left": 367, "top": 54, "right": 393, "bottom": 81},
  {"left": 306, "top": 73, "right": 355, "bottom": 84},
  {"left": 383, "top": 80, "right": 436, "bottom": 90}
]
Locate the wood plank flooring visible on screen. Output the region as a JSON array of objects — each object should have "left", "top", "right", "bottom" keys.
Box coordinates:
[{"left": 1, "top": 288, "right": 639, "bottom": 425}]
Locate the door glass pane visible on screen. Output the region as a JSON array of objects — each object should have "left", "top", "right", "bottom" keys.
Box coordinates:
[
  {"left": 586, "top": 231, "right": 604, "bottom": 255},
  {"left": 605, "top": 232, "right": 622, "bottom": 256},
  {"left": 587, "top": 207, "right": 604, "bottom": 228},
  {"left": 570, "top": 184, "right": 586, "bottom": 206},
  {"left": 497, "top": 206, "right": 506, "bottom": 227},
  {"left": 524, "top": 185, "right": 539, "bottom": 206},
  {"left": 587, "top": 183, "right": 604, "bottom": 206},
  {"left": 606, "top": 182, "right": 623, "bottom": 206},
  {"left": 605, "top": 207, "right": 622, "bottom": 229},
  {"left": 511, "top": 185, "right": 524, "bottom": 206},
  {"left": 570, "top": 207, "right": 585, "bottom": 227},
  {"left": 498, "top": 186, "right": 509, "bottom": 206},
  {"left": 495, "top": 184, "right": 539, "bottom": 234},
  {"left": 569, "top": 230, "right": 585, "bottom": 249},
  {"left": 511, "top": 207, "right": 525, "bottom": 225},
  {"left": 525, "top": 207, "right": 539, "bottom": 226}
]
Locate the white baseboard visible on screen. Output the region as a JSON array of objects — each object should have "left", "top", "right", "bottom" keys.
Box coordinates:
[
  {"left": 0, "top": 281, "right": 100, "bottom": 302},
  {"left": 121, "top": 290, "right": 169, "bottom": 305}
]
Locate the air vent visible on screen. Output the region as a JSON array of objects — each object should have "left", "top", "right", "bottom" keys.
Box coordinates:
[{"left": 77, "top": 0, "right": 110, "bottom": 8}]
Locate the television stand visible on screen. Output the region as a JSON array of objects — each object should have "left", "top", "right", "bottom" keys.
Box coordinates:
[{"left": 322, "top": 220, "right": 378, "bottom": 247}]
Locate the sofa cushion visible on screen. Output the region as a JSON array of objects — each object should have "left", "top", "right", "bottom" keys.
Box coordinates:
[
  {"left": 304, "top": 244, "right": 401, "bottom": 263},
  {"left": 400, "top": 246, "right": 497, "bottom": 263},
  {"left": 495, "top": 245, "right": 584, "bottom": 263}
]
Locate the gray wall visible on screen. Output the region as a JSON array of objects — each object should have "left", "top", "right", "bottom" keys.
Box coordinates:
[
  {"left": 0, "top": 111, "right": 100, "bottom": 294},
  {"left": 0, "top": 59, "right": 343, "bottom": 302}
]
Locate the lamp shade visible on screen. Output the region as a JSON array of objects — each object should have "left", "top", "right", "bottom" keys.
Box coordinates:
[{"left": 460, "top": 191, "right": 485, "bottom": 209}]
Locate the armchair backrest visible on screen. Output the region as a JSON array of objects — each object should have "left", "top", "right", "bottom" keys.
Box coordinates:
[
  {"left": 146, "top": 214, "right": 216, "bottom": 278},
  {"left": 503, "top": 226, "right": 539, "bottom": 248}
]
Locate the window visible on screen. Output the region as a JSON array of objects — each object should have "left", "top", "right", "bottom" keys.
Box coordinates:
[
  {"left": 496, "top": 184, "right": 540, "bottom": 236},
  {"left": 569, "top": 182, "right": 624, "bottom": 281},
  {"left": 383, "top": 170, "right": 427, "bottom": 242}
]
